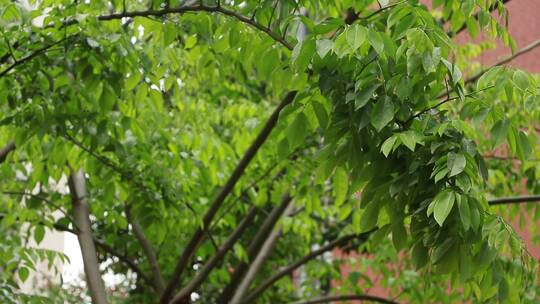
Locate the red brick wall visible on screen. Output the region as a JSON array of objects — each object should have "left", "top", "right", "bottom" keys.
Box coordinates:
[{"left": 461, "top": 0, "right": 540, "bottom": 72}]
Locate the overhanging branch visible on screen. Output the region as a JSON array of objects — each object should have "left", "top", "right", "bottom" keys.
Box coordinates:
[
  {"left": 96, "top": 5, "right": 294, "bottom": 50},
  {"left": 465, "top": 38, "right": 540, "bottom": 85},
  {"left": 241, "top": 229, "right": 377, "bottom": 303},
  {"left": 293, "top": 294, "right": 399, "bottom": 304},
  {"left": 488, "top": 195, "right": 540, "bottom": 205},
  {"left": 0, "top": 36, "right": 73, "bottom": 78},
  {"left": 0, "top": 141, "right": 15, "bottom": 164}
]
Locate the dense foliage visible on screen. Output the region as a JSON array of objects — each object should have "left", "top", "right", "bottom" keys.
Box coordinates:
[{"left": 0, "top": 0, "right": 539, "bottom": 303}]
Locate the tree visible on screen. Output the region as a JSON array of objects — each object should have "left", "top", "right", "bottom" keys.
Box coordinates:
[{"left": 0, "top": 0, "right": 538, "bottom": 303}]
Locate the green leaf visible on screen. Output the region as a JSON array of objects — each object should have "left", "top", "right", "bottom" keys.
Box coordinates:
[
  {"left": 458, "top": 196, "right": 471, "bottom": 231},
  {"left": 258, "top": 48, "right": 279, "bottom": 79},
  {"left": 316, "top": 39, "right": 333, "bottom": 58},
  {"left": 399, "top": 131, "right": 421, "bottom": 152},
  {"left": 513, "top": 70, "right": 529, "bottom": 90},
  {"left": 370, "top": 98, "right": 394, "bottom": 131},
  {"left": 447, "top": 152, "right": 466, "bottom": 177},
  {"left": 346, "top": 24, "right": 367, "bottom": 51},
  {"left": 287, "top": 113, "right": 308, "bottom": 149},
  {"left": 184, "top": 34, "right": 197, "bottom": 49},
  {"left": 432, "top": 238, "right": 455, "bottom": 264},
  {"left": 18, "top": 267, "right": 29, "bottom": 283},
  {"left": 411, "top": 242, "right": 429, "bottom": 269},
  {"left": 516, "top": 130, "right": 532, "bottom": 161},
  {"left": 339, "top": 204, "right": 352, "bottom": 221},
  {"left": 125, "top": 72, "right": 141, "bottom": 91},
  {"left": 293, "top": 38, "right": 316, "bottom": 71},
  {"left": 432, "top": 190, "right": 455, "bottom": 226},
  {"left": 355, "top": 83, "right": 380, "bottom": 110},
  {"left": 333, "top": 167, "right": 349, "bottom": 206},
  {"left": 360, "top": 201, "right": 380, "bottom": 232},
  {"left": 367, "top": 30, "right": 384, "bottom": 54},
  {"left": 392, "top": 222, "right": 407, "bottom": 250},
  {"left": 34, "top": 225, "right": 45, "bottom": 244},
  {"left": 311, "top": 100, "right": 329, "bottom": 128},
  {"left": 381, "top": 135, "right": 398, "bottom": 157},
  {"left": 491, "top": 119, "right": 509, "bottom": 148}
]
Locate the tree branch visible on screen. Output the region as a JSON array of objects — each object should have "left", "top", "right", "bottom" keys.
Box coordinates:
[
  {"left": 488, "top": 195, "right": 540, "bottom": 205},
  {"left": 241, "top": 229, "right": 377, "bottom": 303},
  {"left": 52, "top": 221, "right": 152, "bottom": 287},
  {"left": 0, "top": 36, "right": 72, "bottom": 78},
  {"left": 170, "top": 206, "right": 258, "bottom": 304},
  {"left": 159, "top": 91, "right": 297, "bottom": 303},
  {"left": 96, "top": 5, "right": 294, "bottom": 50},
  {"left": 344, "top": 1, "right": 405, "bottom": 24},
  {"left": 68, "top": 169, "right": 108, "bottom": 304},
  {"left": 0, "top": 141, "right": 15, "bottom": 164},
  {"left": 292, "top": 294, "right": 399, "bottom": 304},
  {"left": 1, "top": 190, "right": 71, "bottom": 220},
  {"left": 126, "top": 205, "right": 165, "bottom": 294},
  {"left": 229, "top": 197, "right": 294, "bottom": 304},
  {"left": 3, "top": 4, "right": 292, "bottom": 81},
  {"left": 218, "top": 194, "right": 293, "bottom": 303},
  {"left": 405, "top": 85, "right": 494, "bottom": 124},
  {"left": 465, "top": 39, "right": 540, "bottom": 85}
]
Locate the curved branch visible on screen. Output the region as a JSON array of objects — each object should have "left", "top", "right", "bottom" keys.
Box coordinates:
[
  {"left": 218, "top": 195, "right": 293, "bottom": 303},
  {"left": 160, "top": 91, "right": 297, "bottom": 303},
  {"left": 96, "top": 5, "right": 294, "bottom": 50},
  {"left": 230, "top": 199, "right": 294, "bottom": 304},
  {"left": 465, "top": 39, "right": 540, "bottom": 85},
  {"left": 488, "top": 195, "right": 540, "bottom": 205},
  {"left": 292, "top": 294, "right": 399, "bottom": 304},
  {"left": 241, "top": 229, "right": 377, "bottom": 303},
  {"left": 2, "top": 4, "right": 292, "bottom": 80},
  {"left": 0, "top": 141, "right": 15, "bottom": 164},
  {"left": 1, "top": 190, "right": 71, "bottom": 220},
  {"left": 0, "top": 36, "right": 72, "bottom": 78},
  {"left": 405, "top": 85, "right": 494, "bottom": 124},
  {"left": 126, "top": 205, "right": 165, "bottom": 294}
]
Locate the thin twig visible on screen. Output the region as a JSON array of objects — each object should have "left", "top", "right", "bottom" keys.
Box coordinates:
[
  {"left": 465, "top": 39, "right": 540, "bottom": 85},
  {"left": 1, "top": 190, "right": 71, "bottom": 220},
  {"left": 405, "top": 85, "right": 494, "bottom": 124},
  {"left": 0, "top": 36, "right": 73, "bottom": 78},
  {"left": 95, "top": 5, "right": 293, "bottom": 50}
]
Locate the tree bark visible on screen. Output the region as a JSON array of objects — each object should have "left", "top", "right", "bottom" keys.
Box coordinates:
[
  {"left": 126, "top": 205, "right": 165, "bottom": 294},
  {"left": 229, "top": 201, "right": 295, "bottom": 304},
  {"left": 170, "top": 206, "right": 258, "bottom": 303},
  {"left": 292, "top": 294, "right": 399, "bottom": 304},
  {"left": 0, "top": 141, "right": 15, "bottom": 164},
  {"left": 218, "top": 194, "right": 292, "bottom": 303},
  {"left": 68, "top": 169, "right": 107, "bottom": 304}
]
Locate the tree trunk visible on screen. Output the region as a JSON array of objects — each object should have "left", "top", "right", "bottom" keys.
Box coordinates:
[{"left": 68, "top": 169, "right": 107, "bottom": 304}]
